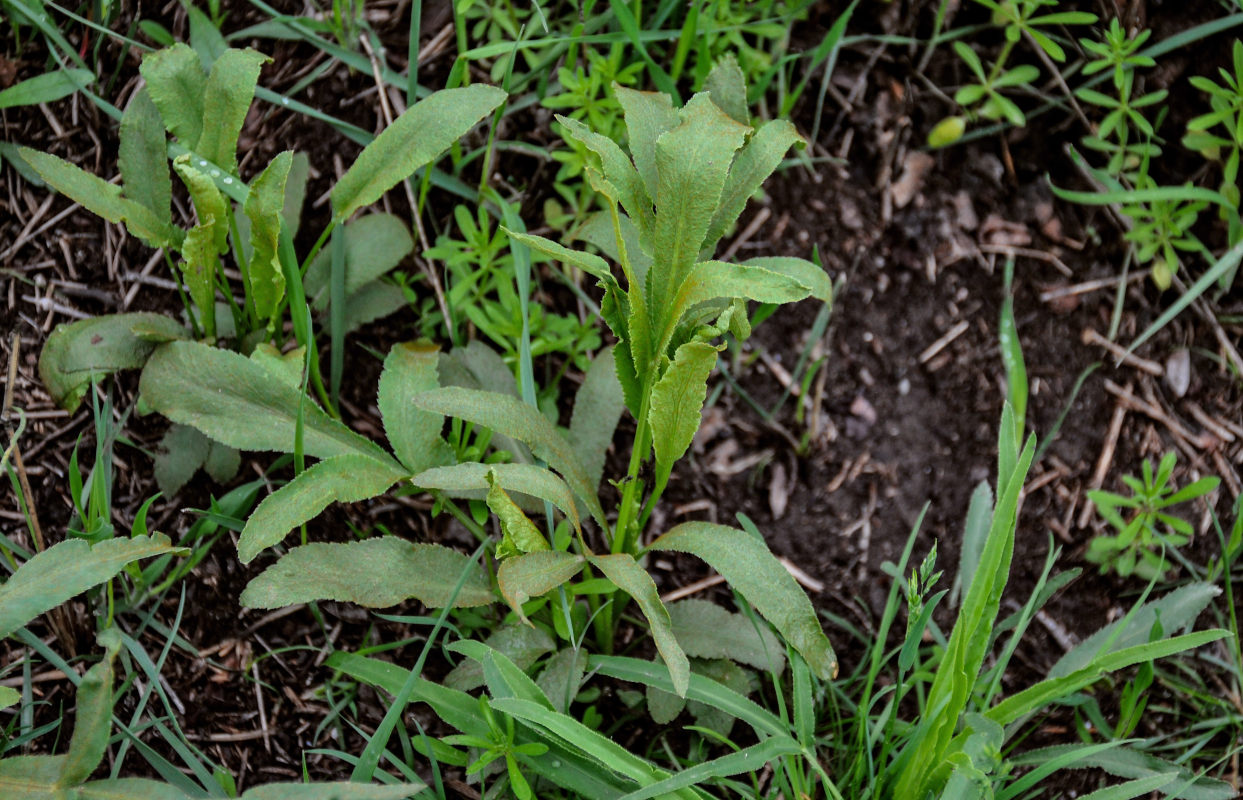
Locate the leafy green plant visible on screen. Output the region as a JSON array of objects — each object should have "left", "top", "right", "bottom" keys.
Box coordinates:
[
  {"left": 931, "top": 0, "right": 1096, "bottom": 139},
  {"left": 25, "top": 42, "right": 504, "bottom": 414},
  {"left": 1088, "top": 451, "right": 1220, "bottom": 581},
  {"left": 1183, "top": 39, "right": 1243, "bottom": 209}
]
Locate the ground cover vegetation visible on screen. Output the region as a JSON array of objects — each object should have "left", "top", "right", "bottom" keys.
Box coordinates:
[{"left": 1, "top": 0, "right": 1242, "bottom": 797}]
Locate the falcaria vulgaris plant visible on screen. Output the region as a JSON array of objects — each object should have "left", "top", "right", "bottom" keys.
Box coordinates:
[{"left": 128, "top": 58, "right": 838, "bottom": 796}]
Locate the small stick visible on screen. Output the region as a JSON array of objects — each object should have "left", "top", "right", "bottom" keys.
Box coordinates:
[
  {"left": 720, "top": 206, "right": 771, "bottom": 262},
  {"left": 1039, "top": 272, "right": 1145, "bottom": 303},
  {"left": 1079, "top": 386, "right": 1129, "bottom": 528},
  {"left": 977, "top": 244, "right": 1072, "bottom": 277},
  {"left": 918, "top": 320, "right": 969, "bottom": 364},
  {"left": 1103, "top": 379, "right": 1213, "bottom": 450},
  {"left": 1080, "top": 328, "right": 1163, "bottom": 376}
]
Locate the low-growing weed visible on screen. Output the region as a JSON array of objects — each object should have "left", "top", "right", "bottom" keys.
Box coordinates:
[{"left": 1088, "top": 451, "right": 1221, "bottom": 581}]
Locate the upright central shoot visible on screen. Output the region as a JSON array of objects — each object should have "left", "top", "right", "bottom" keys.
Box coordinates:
[{"left": 510, "top": 57, "right": 832, "bottom": 555}]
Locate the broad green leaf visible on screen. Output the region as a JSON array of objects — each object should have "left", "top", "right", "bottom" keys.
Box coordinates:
[
  {"left": 685, "top": 658, "right": 756, "bottom": 737},
  {"left": 331, "top": 85, "right": 506, "bottom": 220},
  {"left": 556, "top": 115, "right": 653, "bottom": 235},
  {"left": 703, "top": 55, "right": 749, "bottom": 125},
  {"left": 571, "top": 210, "right": 652, "bottom": 285},
  {"left": 615, "top": 86, "right": 680, "bottom": 208},
  {"left": 741, "top": 256, "right": 832, "bottom": 302},
  {"left": 487, "top": 472, "right": 551, "bottom": 559},
  {"left": 282, "top": 151, "right": 310, "bottom": 238},
  {"left": 243, "top": 150, "right": 292, "bottom": 323},
  {"left": 0, "top": 535, "right": 184, "bottom": 639},
  {"left": 1050, "top": 583, "right": 1221, "bottom": 678},
  {"left": 649, "top": 341, "right": 719, "bottom": 480},
  {"left": 178, "top": 223, "right": 219, "bottom": 337},
  {"left": 61, "top": 655, "right": 115, "bottom": 785},
  {"left": 140, "top": 43, "right": 206, "bottom": 146},
  {"left": 39, "top": 313, "right": 187, "bottom": 412},
  {"left": 650, "top": 94, "right": 749, "bottom": 315},
  {"left": 341, "top": 282, "right": 408, "bottom": 333},
  {"left": 704, "top": 120, "right": 802, "bottom": 253},
  {"left": 304, "top": 213, "right": 414, "bottom": 301},
  {"left": 172, "top": 154, "right": 228, "bottom": 252},
  {"left": 377, "top": 342, "right": 453, "bottom": 474},
  {"left": 326, "top": 651, "right": 487, "bottom": 737},
  {"left": 118, "top": 88, "right": 172, "bottom": 228},
  {"left": 568, "top": 347, "right": 625, "bottom": 492},
  {"left": 441, "top": 340, "right": 520, "bottom": 397},
  {"left": 139, "top": 340, "right": 394, "bottom": 464},
  {"left": 0, "top": 756, "right": 65, "bottom": 800},
  {"left": 1022, "top": 745, "right": 1236, "bottom": 800},
  {"left": 240, "top": 538, "right": 494, "bottom": 608},
  {"left": 153, "top": 423, "right": 210, "bottom": 496},
  {"left": 587, "top": 554, "right": 688, "bottom": 697},
  {"left": 445, "top": 624, "right": 555, "bottom": 692},
  {"left": 411, "top": 387, "right": 606, "bottom": 527},
  {"left": 537, "top": 648, "right": 587, "bottom": 715},
  {"left": 497, "top": 551, "right": 585, "bottom": 624},
  {"left": 249, "top": 343, "right": 304, "bottom": 389},
  {"left": 668, "top": 599, "right": 785, "bottom": 675},
  {"left": 17, "top": 147, "right": 181, "bottom": 249},
  {"left": 196, "top": 48, "right": 268, "bottom": 172},
  {"left": 76, "top": 779, "right": 192, "bottom": 800},
  {"left": 410, "top": 463, "right": 580, "bottom": 533},
  {"left": 203, "top": 439, "right": 241, "bottom": 484},
  {"left": 0, "top": 68, "right": 95, "bottom": 109},
  {"left": 1075, "top": 775, "right": 1178, "bottom": 800},
  {"left": 0, "top": 687, "right": 19, "bottom": 709},
  {"left": 671, "top": 260, "right": 822, "bottom": 330},
  {"left": 238, "top": 454, "right": 407, "bottom": 563},
  {"left": 503, "top": 229, "right": 615, "bottom": 285},
  {"left": 651, "top": 522, "right": 836, "bottom": 680},
  {"left": 593, "top": 654, "right": 788, "bottom": 738}
]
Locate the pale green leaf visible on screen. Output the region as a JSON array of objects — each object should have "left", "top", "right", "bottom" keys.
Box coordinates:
[
  {"left": 503, "top": 229, "right": 616, "bottom": 285},
  {"left": 649, "top": 341, "right": 719, "bottom": 479},
  {"left": 1050, "top": 583, "right": 1221, "bottom": 678},
  {"left": 153, "top": 423, "right": 210, "bottom": 496},
  {"left": 238, "top": 454, "right": 407, "bottom": 563},
  {"left": 39, "top": 313, "right": 187, "bottom": 412},
  {"left": 741, "top": 256, "right": 832, "bottom": 302},
  {"left": 282, "top": 151, "right": 310, "bottom": 238},
  {"left": 650, "top": 94, "right": 749, "bottom": 314},
  {"left": 76, "top": 779, "right": 195, "bottom": 800},
  {"left": 703, "top": 120, "right": 803, "bottom": 253},
  {"left": 568, "top": 347, "right": 625, "bottom": 492},
  {"left": 139, "top": 43, "right": 205, "bottom": 146},
  {"left": 618, "top": 736, "right": 801, "bottom": 800},
  {"left": 615, "top": 87, "right": 680, "bottom": 207},
  {"left": 410, "top": 463, "right": 579, "bottom": 533},
  {"left": 556, "top": 115, "right": 653, "bottom": 235},
  {"left": 243, "top": 150, "right": 292, "bottom": 322},
  {"left": 172, "top": 154, "right": 228, "bottom": 252},
  {"left": 0, "top": 68, "right": 95, "bottom": 109},
  {"left": 196, "top": 48, "right": 268, "bottom": 172},
  {"left": 240, "top": 538, "right": 494, "bottom": 608},
  {"left": 0, "top": 756, "right": 65, "bottom": 800},
  {"left": 249, "top": 343, "right": 304, "bottom": 389},
  {"left": 668, "top": 599, "right": 785, "bottom": 675},
  {"left": 17, "top": 147, "right": 181, "bottom": 249},
  {"left": 304, "top": 214, "right": 413, "bottom": 301},
  {"left": 411, "top": 387, "right": 605, "bottom": 527},
  {"left": 537, "top": 647, "right": 588, "bottom": 714},
  {"left": 118, "top": 87, "right": 171, "bottom": 228},
  {"left": 571, "top": 210, "right": 652, "bottom": 286},
  {"left": 1033, "top": 744, "right": 1237, "bottom": 800},
  {"left": 139, "top": 340, "right": 395, "bottom": 463},
  {"left": 497, "top": 551, "right": 585, "bottom": 624},
  {"left": 203, "top": 440, "right": 241, "bottom": 484},
  {"left": 331, "top": 85, "right": 506, "bottom": 220},
  {"left": 445, "top": 624, "right": 555, "bottom": 692},
  {"left": 377, "top": 342, "right": 453, "bottom": 474},
  {"left": 651, "top": 522, "right": 837, "bottom": 680},
  {"left": 0, "top": 687, "right": 20, "bottom": 709},
  {"left": 341, "top": 282, "right": 408, "bottom": 332},
  {"left": 486, "top": 471, "right": 551, "bottom": 559},
  {"left": 0, "top": 535, "right": 184, "bottom": 639},
  {"left": 61, "top": 656, "right": 115, "bottom": 785},
  {"left": 703, "top": 54, "right": 748, "bottom": 125},
  {"left": 671, "top": 259, "right": 823, "bottom": 329},
  {"left": 1075, "top": 775, "right": 1178, "bottom": 800},
  {"left": 587, "top": 554, "right": 688, "bottom": 697}
]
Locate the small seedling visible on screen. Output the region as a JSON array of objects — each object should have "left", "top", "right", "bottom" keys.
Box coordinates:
[{"left": 1088, "top": 451, "right": 1220, "bottom": 581}]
